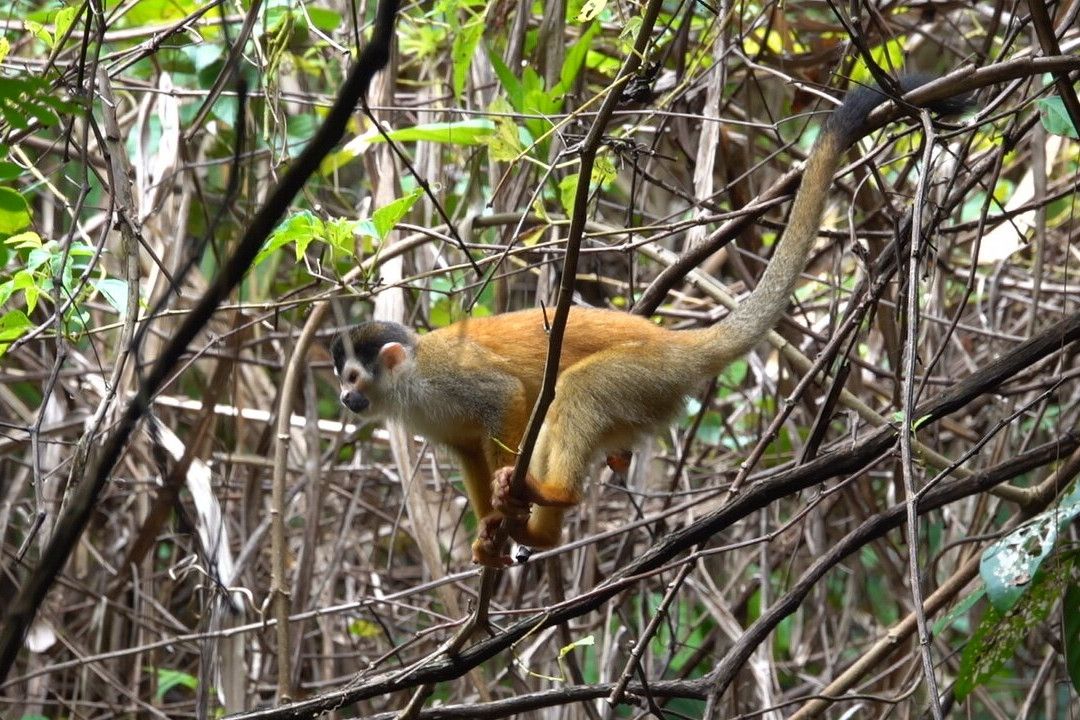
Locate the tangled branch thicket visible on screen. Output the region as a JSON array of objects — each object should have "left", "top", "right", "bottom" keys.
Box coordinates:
[{"left": 1, "top": 0, "right": 1079, "bottom": 718}]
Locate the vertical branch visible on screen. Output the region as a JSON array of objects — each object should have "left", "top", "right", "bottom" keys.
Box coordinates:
[{"left": 900, "top": 110, "right": 944, "bottom": 720}]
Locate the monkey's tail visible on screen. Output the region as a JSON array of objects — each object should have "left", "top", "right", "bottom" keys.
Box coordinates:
[{"left": 707, "top": 76, "right": 971, "bottom": 370}]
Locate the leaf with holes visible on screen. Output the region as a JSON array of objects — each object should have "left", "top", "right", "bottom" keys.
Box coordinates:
[
  {"left": 957, "top": 555, "right": 1073, "bottom": 700},
  {"left": 980, "top": 477, "right": 1080, "bottom": 611}
]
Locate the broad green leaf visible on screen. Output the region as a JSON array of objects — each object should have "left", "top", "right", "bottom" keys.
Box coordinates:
[
  {"left": 487, "top": 47, "right": 522, "bottom": 111},
  {"left": 485, "top": 98, "right": 525, "bottom": 162},
  {"left": 304, "top": 6, "right": 341, "bottom": 32},
  {"left": 849, "top": 37, "right": 907, "bottom": 85},
  {"left": 319, "top": 144, "right": 362, "bottom": 175},
  {"left": 593, "top": 154, "right": 617, "bottom": 184},
  {"left": 367, "top": 119, "right": 496, "bottom": 146},
  {"left": 23, "top": 99, "right": 61, "bottom": 127},
  {"left": 1038, "top": 97, "right": 1080, "bottom": 139},
  {"left": 557, "top": 22, "right": 600, "bottom": 96},
  {"left": 92, "top": 278, "right": 131, "bottom": 317},
  {"left": 0, "top": 103, "right": 27, "bottom": 131},
  {"left": 0, "top": 161, "right": 23, "bottom": 182},
  {"left": 981, "top": 477, "right": 1080, "bottom": 611},
  {"left": 0, "top": 187, "right": 31, "bottom": 234},
  {"left": 957, "top": 557, "right": 1071, "bottom": 699},
  {"left": 372, "top": 188, "right": 422, "bottom": 239},
  {"left": 0, "top": 308, "right": 30, "bottom": 360},
  {"left": 321, "top": 217, "right": 362, "bottom": 256},
  {"left": 126, "top": 0, "right": 191, "bottom": 26},
  {"left": 54, "top": 6, "right": 78, "bottom": 42},
  {"left": 257, "top": 211, "right": 323, "bottom": 266}
]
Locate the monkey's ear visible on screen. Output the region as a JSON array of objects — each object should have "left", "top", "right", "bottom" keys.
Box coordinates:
[{"left": 378, "top": 342, "right": 410, "bottom": 373}]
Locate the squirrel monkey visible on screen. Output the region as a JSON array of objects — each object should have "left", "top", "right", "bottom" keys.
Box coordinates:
[{"left": 333, "top": 78, "right": 970, "bottom": 567}]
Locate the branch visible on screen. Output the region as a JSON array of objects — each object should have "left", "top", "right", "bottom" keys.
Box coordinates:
[{"left": 0, "top": 0, "right": 401, "bottom": 683}]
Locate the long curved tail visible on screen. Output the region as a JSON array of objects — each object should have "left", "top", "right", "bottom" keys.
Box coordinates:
[{"left": 707, "top": 77, "right": 970, "bottom": 370}]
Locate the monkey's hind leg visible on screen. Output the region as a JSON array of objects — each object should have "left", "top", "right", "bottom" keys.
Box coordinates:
[{"left": 503, "top": 346, "right": 688, "bottom": 508}]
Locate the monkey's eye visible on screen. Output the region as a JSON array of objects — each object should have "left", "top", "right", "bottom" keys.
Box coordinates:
[{"left": 345, "top": 369, "right": 358, "bottom": 384}]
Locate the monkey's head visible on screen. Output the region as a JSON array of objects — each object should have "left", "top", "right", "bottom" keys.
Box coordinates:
[{"left": 330, "top": 321, "right": 417, "bottom": 416}]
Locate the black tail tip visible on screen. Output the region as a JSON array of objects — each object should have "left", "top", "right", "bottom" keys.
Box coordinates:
[{"left": 827, "top": 73, "right": 975, "bottom": 140}]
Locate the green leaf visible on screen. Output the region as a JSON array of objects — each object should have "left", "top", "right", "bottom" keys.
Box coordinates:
[
  {"left": 54, "top": 6, "right": 78, "bottom": 42},
  {"left": 1037, "top": 97, "right": 1080, "bottom": 139},
  {"left": 319, "top": 144, "right": 362, "bottom": 175},
  {"left": 0, "top": 309, "right": 30, "bottom": 360},
  {"left": 980, "top": 477, "right": 1080, "bottom": 611},
  {"left": 487, "top": 47, "right": 522, "bottom": 111},
  {"left": 932, "top": 586, "right": 983, "bottom": 636},
  {"left": 451, "top": 19, "right": 484, "bottom": 99},
  {"left": 10, "top": 270, "right": 40, "bottom": 314},
  {"left": 372, "top": 188, "right": 422, "bottom": 239},
  {"left": 557, "top": 22, "right": 600, "bottom": 95},
  {"left": 1064, "top": 557, "right": 1080, "bottom": 695},
  {"left": 21, "top": 100, "right": 60, "bottom": 128},
  {"left": 348, "top": 619, "right": 380, "bottom": 638},
  {"left": 0, "top": 161, "right": 23, "bottom": 182},
  {"left": 0, "top": 187, "right": 31, "bottom": 234},
  {"left": 303, "top": 6, "right": 341, "bottom": 32},
  {"left": 152, "top": 667, "right": 198, "bottom": 700},
  {"left": 24, "top": 20, "right": 53, "bottom": 48},
  {"left": 558, "top": 173, "right": 580, "bottom": 216},
  {"left": 957, "top": 556, "right": 1071, "bottom": 700},
  {"left": 592, "top": 153, "right": 617, "bottom": 184},
  {"left": 92, "top": 278, "right": 131, "bottom": 317},
  {"left": 368, "top": 119, "right": 496, "bottom": 146},
  {"left": 257, "top": 211, "right": 323, "bottom": 266},
  {"left": 558, "top": 634, "right": 594, "bottom": 658},
  {"left": 485, "top": 98, "right": 524, "bottom": 162},
  {"left": 5, "top": 231, "right": 42, "bottom": 249},
  {"left": 575, "top": 0, "right": 606, "bottom": 22}
]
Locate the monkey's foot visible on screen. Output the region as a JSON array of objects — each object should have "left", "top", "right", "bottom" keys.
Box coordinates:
[
  {"left": 491, "top": 467, "right": 532, "bottom": 518},
  {"left": 471, "top": 515, "right": 513, "bottom": 567}
]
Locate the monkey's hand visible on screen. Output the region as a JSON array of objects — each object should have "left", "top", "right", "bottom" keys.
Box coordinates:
[
  {"left": 471, "top": 515, "right": 514, "bottom": 567},
  {"left": 606, "top": 450, "right": 633, "bottom": 474},
  {"left": 491, "top": 466, "right": 532, "bottom": 518}
]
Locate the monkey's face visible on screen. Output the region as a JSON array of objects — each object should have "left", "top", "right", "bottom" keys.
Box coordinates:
[
  {"left": 331, "top": 322, "right": 416, "bottom": 417},
  {"left": 335, "top": 357, "right": 375, "bottom": 414}
]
